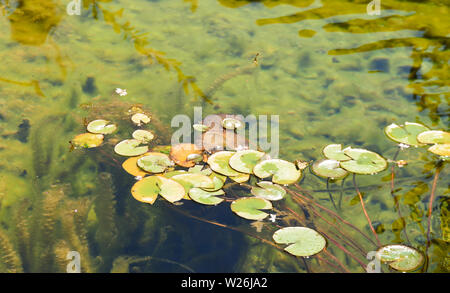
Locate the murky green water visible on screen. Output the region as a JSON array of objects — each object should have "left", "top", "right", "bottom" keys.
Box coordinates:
[{"left": 0, "top": 0, "right": 448, "bottom": 273}]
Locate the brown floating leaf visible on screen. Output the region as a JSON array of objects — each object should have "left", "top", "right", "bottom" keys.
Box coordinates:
[{"left": 170, "top": 143, "right": 205, "bottom": 168}]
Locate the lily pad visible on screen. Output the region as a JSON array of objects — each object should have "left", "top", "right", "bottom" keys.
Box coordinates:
[
  {"left": 131, "top": 113, "right": 151, "bottom": 126},
  {"left": 229, "top": 150, "right": 266, "bottom": 174},
  {"left": 71, "top": 133, "right": 104, "bottom": 148},
  {"left": 87, "top": 119, "right": 117, "bottom": 135},
  {"left": 151, "top": 145, "right": 172, "bottom": 154},
  {"left": 375, "top": 245, "right": 424, "bottom": 272},
  {"left": 230, "top": 197, "right": 272, "bottom": 220},
  {"left": 132, "top": 129, "right": 154, "bottom": 143},
  {"left": 163, "top": 170, "right": 187, "bottom": 178},
  {"left": 273, "top": 227, "right": 326, "bottom": 257},
  {"left": 339, "top": 148, "right": 387, "bottom": 175},
  {"left": 417, "top": 130, "right": 450, "bottom": 145},
  {"left": 198, "top": 130, "right": 248, "bottom": 153},
  {"left": 322, "top": 144, "right": 351, "bottom": 161},
  {"left": 137, "top": 152, "right": 173, "bottom": 173},
  {"left": 253, "top": 159, "right": 301, "bottom": 185},
  {"left": 311, "top": 159, "right": 348, "bottom": 179},
  {"left": 427, "top": 144, "right": 450, "bottom": 157},
  {"left": 171, "top": 173, "right": 215, "bottom": 192},
  {"left": 114, "top": 139, "right": 148, "bottom": 156},
  {"left": 170, "top": 143, "right": 205, "bottom": 168},
  {"left": 207, "top": 151, "right": 241, "bottom": 177},
  {"left": 221, "top": 117, "right": 243, "bottom": 130},
  {"left": 251, "top": 181, "right": 286, "bottom": 201},
  {"left": 188, "top": 188, "right": 225, "bottom": 205},
  {"left": 201, "top": 172, "right": 226, "bottom": 192},
  {"left": 131, "top": 176, "right": 185, "bottom": 204},
  {"left": 122, "top": 154, "right": 150, "bottom": 177},
  {"left": 229, "top": 173, "right": 250, "bottom": 183},
  {"left": 384, "top": 122, "right": 429, "bottom": 146}
]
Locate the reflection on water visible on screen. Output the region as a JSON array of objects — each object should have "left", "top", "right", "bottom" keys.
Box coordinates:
[{"left": 0, "top": 0, "right": 448, "bottom": 272}]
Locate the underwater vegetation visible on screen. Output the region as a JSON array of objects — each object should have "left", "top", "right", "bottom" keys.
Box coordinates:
[
  {"left": 65, "top": 97, "right": 449, "bottom": 273},
  {"left": 0, "top": 0, "right": 448, "bottom": 273}
]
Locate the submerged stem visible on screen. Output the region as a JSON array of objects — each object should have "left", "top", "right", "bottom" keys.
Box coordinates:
[
  {"left": 352, "top": 174, "right": 381, "bottom": 247},
  {"left": 326, "top": 178, "right": 339, "bottom": 212},
  {"left": 427, "top": 164, "right": 443, "bottom": 247}
]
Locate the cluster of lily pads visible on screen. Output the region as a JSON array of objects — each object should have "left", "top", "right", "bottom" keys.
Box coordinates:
[
  {"left": 71, "top": 112, "right": 445, "bottom": 271},
  {"left": 385, "top": 122, "right": 449, "bottom": 158}
]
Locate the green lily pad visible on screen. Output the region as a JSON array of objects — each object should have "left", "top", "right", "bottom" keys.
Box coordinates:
[
  {"left": 417, "top": 130, "right": 450, "bottom": 145},
  {"left": 71, "top": 133, "right": 104, "bottom": 149},
  {"left": 163, "top": 170, "right": 187, "bottom": 178},
  {"left": 131, "top": 176, "right": 185, "bottom": 204},
  {"left": 253, "top": 159, "right": 301, "bottom": 185},
  {"left": 427, "top": 144, "right": 450, "bottom": 157},
  {"left": 132, "top": 129, "right": 154, "bottom": 143},
  {"left": 230, "top": 197, "right": 272, "bottom": 220},
  {"left": 221, "top": 117, "right": 243, "bottom": 130},
  {"left": 311, "top": 159, "right": 348, "bottom": 179},
  {"left": 272, "top": 227, "right": 326, "bottom": 257},
  {"left": 188, "top": 188, "right": 225, "bottom": 205},
  {"left": 171, "top": 173, "right": 215, "bottom": 192},
  {"left": 322, "top": 144, "right": 351, "bottom": 161},
  {"left": 251, "top": 181, "right": 286, "bottom": 201},
  {"left": 384, "top": 122, "right": 429, "bottom": 146},
  {"left": 229, "top": 173, "right": 250, "bottom": 183},
  {"left": 207, "top": 151, "right": 241, "bottom": 177},
  {"left": 339, "top": 148, "right": 387, "bottom": 175},
  {"left": 114, "top": 139, "right": 149, "bottom": 156},
  {"left": 131, "top": 113, "right": 151, "bottom": 126},
  {"left": 375, "top": 245, "right": 424, "bottom": 272},
  {"left": 201, "top": 172, "right": 227, "bottom": 192},
  {"left": 229, "top": 150, "right": 266, "bottom": 174},
  {"left": 87, "top": 119, "right": 117, "bottom": 135},
  {"left": 151, "top": 145, "right": 172, "bottom": 154},
  {"left": 188, "top": 165, "right": 212, "bottom": 176},
  {"left": 137, "top": 153, "right": 173, "bottom": 173}
]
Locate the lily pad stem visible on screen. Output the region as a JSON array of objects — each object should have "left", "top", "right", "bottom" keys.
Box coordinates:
[
  {"left": 326, "top": 178, "right": 339, "bottom": 212},
  {"left": 352, "top": 174, "right": 381, "bottom": 247},
  {"left": 427, "top": 162, "right": 443, "bottom": 247}
]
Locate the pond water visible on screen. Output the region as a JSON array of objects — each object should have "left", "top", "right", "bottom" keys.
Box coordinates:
[{"left": 0, "top": 0, "right": 448, "bottom": 273}]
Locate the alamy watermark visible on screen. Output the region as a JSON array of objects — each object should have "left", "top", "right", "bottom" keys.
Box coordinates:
[
  {"left": 367, "top": 0, "right": 381, "bottom": 16},
  {"left": 171, "top": 107, "right": 279, "bottom": 159},
  {"left": 67, "top": 0, "right": 82, "bottom": 16},
  {"left": 366, "top": 251, "right": 381, "bottom": 273},
  {"left": 66, "top": 251, "right": 81, "bottom": 273}
]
